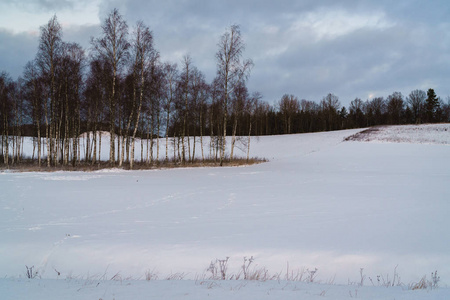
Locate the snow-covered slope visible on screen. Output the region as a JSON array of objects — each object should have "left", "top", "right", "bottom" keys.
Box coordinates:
[
  {"left": 346, "top": 124, "right": 450, "bottom": 144},
  {"left": 1, "top": 125, "right": 449, "bottom": 299}
]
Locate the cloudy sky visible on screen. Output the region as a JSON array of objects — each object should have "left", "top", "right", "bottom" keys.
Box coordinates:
[{"left": 1, "top": 0, "right": 450, "bottom": 107}]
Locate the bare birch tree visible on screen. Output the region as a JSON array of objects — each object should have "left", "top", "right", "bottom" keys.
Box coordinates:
[
  {"left": 162, "top": 62, "right": 178, "bottom": 162},
  {"left": 190, "top": 68, "right": 208, "bottom": 162},
  {"left": 84, "top": 59, "right": 109, "bottom": 164},
  {"left": 179, "top": 55, "right": 192, "bottom": 164},
  {"left": 91, "top": 8, "right": 130, "bottom": 166},
  {"left": 129, "top": 21, "right": 158, "bottom": 169},
  {"left": 230, "top": 80, "right": 248, "bottom": 161},
  {"left": 246, "top": 92, "right": 261, "bottom": 161},
  {"left": 215, "top": 24, "right": 253, "bottom": 166},
  {"left": 0, "top": 72, "right": 14, "bottom": 166},
  {"left": 58, "top": 42, "right": 84, "bottom": 166},
  {"left": 36, "top": 15, "right": 62, "bottom": 167},
  {"left": 23, "top": 61, "right": 44, "bottom": 166}
]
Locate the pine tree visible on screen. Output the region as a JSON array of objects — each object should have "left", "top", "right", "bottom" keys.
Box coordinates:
[{"left": 425, "top": 88, "right": 439, "bottom": 123}]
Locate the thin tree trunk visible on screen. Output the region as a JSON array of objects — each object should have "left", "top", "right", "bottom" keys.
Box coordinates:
[
  {"left": 122, "top": 80, "right": 136, "bottom": 167},
  {"left": 216, "top": 121, "right": 221, "bottom": 162},
  {"left": 55, "top": 91, "right": 63, "bottom": 165},
  {"left": 145, "top": 118, "right": 150, "bottom": 164},
  {"left": 150, "top": 124, "right": 154, "bottom": 165},
  {"left": 247, "top": 119, "right": 252, "bottom": 162},
  {"left": 130, "top": 65, "right": 144, "bottom": 170},
  {"left": 209, "top": 108, "right": 214, "bottom": 159},
  {"left": 230, "top": 115, "right": 238, "bottom": 161},
  {"left": 192, "top": 135, "right": 195, "bottom": 163},
  {"left": 98, "top": 131, "right": 102, "bottom": 164},
  {"left": 173, "top": 132, "right": 176, "bottom": 163},
  {"left": 2, "top": 114, "right": 8, "bottom": 166},
  {"left": 181, "top": 132, "right": 186, "bottom": 164},
  {"left": 64, "top": 83, "right": 69, "bottom": 165},
  {"left": 110, "top": 73, "right": 116, "bottom": 166},
  {"left": 126, "top": 136, "right": 130, "bottom": 162},
  {"left": 200, "top": 110, "right": 204, "bottom": 162},
  {"left": 117, "top": 107, "right": 122, "bottom": 164},
  {"left": 92, "top": 128, "right": 97, "bottom": 165},
  {"left": 37, "top": 115, "right": 41, "bottom": 167},
  {"left": 11, "top": 115, "right": 15, "bottom": 165},
  {"left": 44, "top": 100, "right": 50, "bottom": 167},
  {"left": 72, "top": 82, "right": 80, "bottom": 167},
  {"left": 119, "top": 134, "right": 125, "bottom": 167},
  {"left": 85, "top": 126, "right": 90, "bottom": 162},
  {"left": 165, "top": 109, "right": 170, "bottom": 162},
  {"left": 177, "top": 135, "right": 181, "bottom": 162},
  {"left": 187, "top": 127, "right": 191, "bottom": 162},
  {"left": 32, "top": 137, "right": 36, "bottom": 161},
  {"left": 220, "top": 104, "right": 227, "bottom": 166}
]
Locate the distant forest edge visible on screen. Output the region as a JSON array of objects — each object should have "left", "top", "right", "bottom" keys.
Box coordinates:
[{"left": 1, "top": 9, "right": 449, "bottom": 168}]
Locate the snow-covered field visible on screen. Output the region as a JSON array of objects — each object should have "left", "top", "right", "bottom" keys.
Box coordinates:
[{"left": 1, "top": 124, "right": 449, "bottom": 299}]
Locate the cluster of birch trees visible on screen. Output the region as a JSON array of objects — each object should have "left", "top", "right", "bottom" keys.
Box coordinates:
[
  {"left": 1, "top": 9, "right": 450, "bottom": 168},
  {"left": 0, "top": 10, "right": 257, "bottom": 168}
]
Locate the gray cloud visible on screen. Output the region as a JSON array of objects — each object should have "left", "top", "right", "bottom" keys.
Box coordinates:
[
  {"left": 2, "top": 0, "right": 450, "bottom": 107},
  {"left": 0, "top": 29, "right": 38, "bottom": 79},
  {"left": 0, "top": 23, "right": 101, "bottom": 80},
  {"left": 7, "top": 0, "right": 79, "bottom": 12},
  {"left": 64, "top": 24, "right": 102, "bottom": 52}
]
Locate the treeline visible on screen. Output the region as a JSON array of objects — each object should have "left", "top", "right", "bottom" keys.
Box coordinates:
[
  {"left": 1, "top": 9, "right": 449, "bottom": 168},
  {"left": 274, "top": 89, "right": 450, "bottom": 135}
]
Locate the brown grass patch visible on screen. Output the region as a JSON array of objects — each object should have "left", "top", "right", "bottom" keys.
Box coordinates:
[
  {"left": 0, "top": 157, "right": 267, "bottom": 173},
  {"left": 344, "top": 126, "right": 384, "bottom": 142}
]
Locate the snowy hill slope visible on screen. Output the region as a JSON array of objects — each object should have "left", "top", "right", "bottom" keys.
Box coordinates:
[
  {"left": 345, "top": 123, "right": 450, "bottom": 144},
  {"left": 1, "top": 125, "right": 449, "bottom": 299}
]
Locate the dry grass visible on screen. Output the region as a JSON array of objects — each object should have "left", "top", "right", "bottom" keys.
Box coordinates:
[
  {"left": 409, "top": 271, "right": 440, "bottom": 290},
  {"left": 165, "top": 272, "right": 187, "bottom": 280},
  {"left": 145, "top": 269, "right": 159, "bottom": 281},
  {"left": 410, "top": 277, "right": 429, "bottom": 290},
  {"left": 0, "top": 157, "right": 267, "bottom": 173},
  {"left": 344, "top": 126, "right": 384, "bottom": 142}
]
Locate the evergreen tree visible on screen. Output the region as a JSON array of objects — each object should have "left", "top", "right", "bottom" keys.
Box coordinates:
[{"left": 425, "top": 88, "right": 439, "bottom": 123}]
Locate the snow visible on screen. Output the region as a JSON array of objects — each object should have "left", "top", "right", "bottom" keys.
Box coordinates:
[
  {"left": 1, "top": 278, "right": 448, "bottom": 300},
  {"left": 346, "top": 124, "right": 450, "bottom": 144},
  {"left": 1, "top": 124, "right": 449, "bottom": 299}
]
